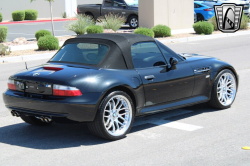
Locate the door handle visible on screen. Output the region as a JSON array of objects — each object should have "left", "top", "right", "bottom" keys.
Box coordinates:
[{"left": 145, "top": 75, "right": 155, "bottom": 80}]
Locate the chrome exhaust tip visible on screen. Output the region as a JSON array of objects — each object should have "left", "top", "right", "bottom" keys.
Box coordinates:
[
  {"left": 11, "top": 110, "right": 20, "bottom": 117},
  {"left": 35, "top": 116, "right": 52, "bottom": 123}
]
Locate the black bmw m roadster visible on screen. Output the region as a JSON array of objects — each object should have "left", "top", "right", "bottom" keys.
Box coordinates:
[{"left": 3, "top": 34, "right": 238, "bottom": 140}]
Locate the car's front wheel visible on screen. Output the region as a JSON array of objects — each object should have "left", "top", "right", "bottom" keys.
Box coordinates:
[
  {"left": 209, "top": 69, "right": 237, "bottom": 109},
  {"left": 88, "top": 91, "right": 135, "bottom": 140}
]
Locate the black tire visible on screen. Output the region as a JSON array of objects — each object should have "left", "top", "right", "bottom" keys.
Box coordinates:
[
  {"left": 85, "top": 13, "right": 95, "bottom": 21},
  {"left": 128, "top": 15, "right": 138, "bottom": 29},
  {"left": 208, "top": 69, "right": 237, "bottom": 109},
  {"left": 197, "top": 14, "right": 204, "bottom": 22},
  {"left": 20, "top": 114, "right": 53, "bottom": 126},
  {"left": 88, "top": 91, "right": 135, "bottom": 140}
]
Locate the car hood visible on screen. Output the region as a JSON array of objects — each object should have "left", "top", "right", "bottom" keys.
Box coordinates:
[{"left": 11, "top": 63, "right": 97, "bottom": 84}]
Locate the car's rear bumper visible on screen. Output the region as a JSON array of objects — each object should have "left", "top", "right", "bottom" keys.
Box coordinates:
[{"left": 3, "top": 90, "right": 103, "bottom": 122}]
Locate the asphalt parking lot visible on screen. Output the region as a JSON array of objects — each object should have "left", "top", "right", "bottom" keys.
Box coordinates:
[
  {"left": 0, "top": 35, "right": 250, "bottom": 165},
  {"left": 4, "top": 21, "right": 75, "bottom": 41},
  {"left": 4, "top": 21, "right": 131, "bottom": 41}
]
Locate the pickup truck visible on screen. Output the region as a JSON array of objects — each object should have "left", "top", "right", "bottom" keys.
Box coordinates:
[{"left": 77, "top": 0, "right": 138, "bottom": 28}]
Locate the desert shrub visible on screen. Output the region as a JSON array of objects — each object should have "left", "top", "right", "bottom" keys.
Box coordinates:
[
  {"left": 98, "top": 13, "right": 126, "bottom": 32},
  {"left": 240, "top": 14, "right": 249, "bottom": 30},
  {"left": 193, "top": 21, "right": 214, "bottom": 34},
  {"left": 12, "top": 10, "right": 25, "bottom": 21},
  {"left": 86, "top": 25, "right": 104, "bottom": 34},
  {"left": 65, "top": 14, "right": 94, "bottom": 35},
  {"left": 151, "top": 25, "right": 171, "bottom": 37},
  {"left": 0, "top": 44, "right": 11, "bottom": 56},
  {"left": 0, "top": 13, "right": 3, "bottom": 22},
  {"left": 62, "top": 12, "right": 67, "bottom": 18},
  {"left": 25, "top": 9, "right": 38, "bottom": 20},
  {"left": 0, "top": 26, "right": 8, "bottom": 42},
  {"left": 208, "top": 16, "right": 218, "bottom": 31},
  {"left": 134, "top": 27, "right": 154, "bottom": 38},
  {"left": 37, "top": 35, "right": 59, "bottom": 50},
  {"left": 35, "top": 30, "right": 52, "bottom": 40}
]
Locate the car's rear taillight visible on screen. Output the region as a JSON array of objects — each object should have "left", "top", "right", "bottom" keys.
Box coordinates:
[
  {"left": 77, "top": 8, "right": 79, "bottom": 14},
  {"left": 204, "top": 8, "right": 213, "bottom": 11},
  {"left": 8, "top": 79, "right": 16, "bottom": 90},
  {"left": 53, "top": 84, "right": 82, "bottom": 97}
]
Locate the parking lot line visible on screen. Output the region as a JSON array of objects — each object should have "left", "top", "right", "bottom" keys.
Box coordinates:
[
  {"left": 133, "top": 109, "right": 203, "bottom": 131},
  {"left": 153, "top": 120, "right": 203, "bottom": 131}
]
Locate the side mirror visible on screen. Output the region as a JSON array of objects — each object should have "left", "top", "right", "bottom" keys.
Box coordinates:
[{"left": 170, "top": 57, "right": 178, "bottom": 70}]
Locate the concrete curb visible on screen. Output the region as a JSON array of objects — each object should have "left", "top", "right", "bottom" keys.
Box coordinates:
[
  {"left": 10, "top": 41, "right": 65, "bottom": 51},
  {"left": 160, "top": 30, "right": 250, "bottom": 44},
  {"left": 0, "top": 18, "right": 77, "bottom": 25},
  {"left": 0, "top": 53, "right": 55, "bottom": 64}
]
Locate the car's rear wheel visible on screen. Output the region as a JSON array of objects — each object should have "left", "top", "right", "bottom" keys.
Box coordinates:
[
  {"left": 20, "top": 114, "right": 53, "bottom": 126},
  {"left": 128, "top": 16, "right": 138, "bottom": 28},
  {"left": 88, "top": 91, "right": 135, "bottom": 140},
  {"left": 197, "top": 14, "right": 204, "bottom": 21},
  {"left": 208, "top": 69, "right": 237, "bottom": 109}
]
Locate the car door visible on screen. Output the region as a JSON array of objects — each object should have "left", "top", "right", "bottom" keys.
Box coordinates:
[
  {"left": 132, "top": 42, "right": 194, "bottom": 107},
  {"left": 102, "top": 0, "right": 113, "bottom": 16},
  {"left": 112, "top": 0, "right": 128, "bottom": 18}
]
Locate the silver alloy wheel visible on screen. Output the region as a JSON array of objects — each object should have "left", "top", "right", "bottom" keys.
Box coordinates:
[
  {"left": 130, "top": 18, "right": 138, "bottom": 27},
  {"left": 217, "top": 73, "right": 236, "bottom": 106},
  {"left": 103, "top": 95, "right": 132, "bottom": 136}
]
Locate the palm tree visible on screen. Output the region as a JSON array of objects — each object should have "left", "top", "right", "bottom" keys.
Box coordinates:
[{"left": 30, "top": 0, "right": 55, "bottom": 36}]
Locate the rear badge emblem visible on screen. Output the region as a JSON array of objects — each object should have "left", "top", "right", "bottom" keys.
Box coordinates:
[{"left": 33, "top": 73, "right": 40, "bottom": 76}]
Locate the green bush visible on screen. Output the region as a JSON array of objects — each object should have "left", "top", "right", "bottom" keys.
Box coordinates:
[
  {"left": 0, "top": 13, "right": 3, "bottom": 22},
  {"left": 193, "top": 21, "right": 214, "bottom": 34},
  {"left": 98, "top": 13, "right": 126, "bottom": 32},
  {"left": 65, "top": 14, "right": 94, "bottom": 35},
  {"left": 134, "top": 27, "right": 154, "bottom": 38},
  {"left": 208, "top": 16, "right": 218, "bottom": 31},
  {"left": 0, "top": 26, "right": 8, "bottom": 42},
  {"left": 240, "top": 14, "right": 249, "bottom": 30},
  {"left": 37, "top": 35, "right": 59, "bottom": 50},
  {"left": 86, "top": 25, "right": 104, "bottom": 34},
  {"left": 12, "top": 10, "right": 25, "bottom": 21},
  {"left": 151, "top": 25, "right": 171, "bottom": 37},
  {"left": 25, "top": 9, "right": 38, "bottom": 20},
  {"left": 35, "top": 30, "right": 52, "bottom": 40}
]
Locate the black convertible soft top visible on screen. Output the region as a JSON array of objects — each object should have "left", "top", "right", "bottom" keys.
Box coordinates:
[{"left": 64, "top": 34, "right": 155, "bottom": 69}]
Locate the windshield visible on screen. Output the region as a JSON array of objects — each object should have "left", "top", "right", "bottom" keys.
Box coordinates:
[
  {"left": 124, "top": 0, "right": 138, "bottom": 6},
  {"left": 50, "top": 43, "right": 109, "bottom": 65}
]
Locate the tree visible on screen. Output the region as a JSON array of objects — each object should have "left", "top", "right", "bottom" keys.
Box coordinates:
[{"left": 30, "top": 0, "right": 55, "bottom": 36}]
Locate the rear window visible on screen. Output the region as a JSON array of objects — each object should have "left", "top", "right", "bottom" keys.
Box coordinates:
[
  {"left": 202, "top": 2, "right": 214, "bottom": 7},
  {"left": 50, "top": 43, "right": 109, "bottom": 65}
]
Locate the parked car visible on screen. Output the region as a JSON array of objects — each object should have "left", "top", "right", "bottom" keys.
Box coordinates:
[
  {"left": 194, "top": 1, "right": 216, "bottom": 21},
  {"left": 195, "top": 0, "right": 249, "bottom": 16},
  {"left": 77, "top": 0, "right": 138, "bottom": 28},
  {"left": 3, "top": 34, "right": 238, "bottom": 140}
]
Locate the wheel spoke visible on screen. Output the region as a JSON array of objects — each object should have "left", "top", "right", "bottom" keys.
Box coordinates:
[
  {"left": 105, "top": 118, "right": 111, "bottom": 126},
  {"left": 114, "top": 120, "right": 119, "bottom": 130}
]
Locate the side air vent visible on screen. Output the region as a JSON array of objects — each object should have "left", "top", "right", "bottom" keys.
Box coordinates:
[{"left": 194, "top": 67, "right": 211, "bottom": 73}]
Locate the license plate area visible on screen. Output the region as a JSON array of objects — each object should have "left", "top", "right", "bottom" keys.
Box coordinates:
[{"left": 25, "top": 81, "right": 53, "bottom": 95}]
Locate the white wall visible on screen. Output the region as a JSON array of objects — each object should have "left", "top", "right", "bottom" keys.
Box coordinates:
[
  {"left": 0, "top": 0, "right": 65, "bottom": 21},
  {"left": 77, "top": 0, "right": 102, "bottom": 5},
  {"left": 65, "top": 0, "right": 77, "bottom": 17}
]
